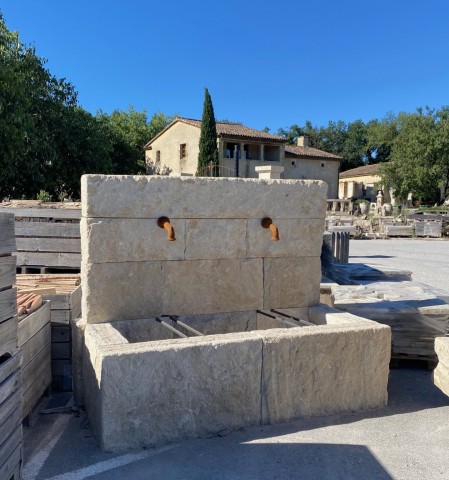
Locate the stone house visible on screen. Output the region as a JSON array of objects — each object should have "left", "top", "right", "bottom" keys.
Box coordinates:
[
  {"left": 144, "top": 117, "right": 342, "bottom": 198},
  {"left": 338, "top": 163, "right": 393, "bottom": 203}
]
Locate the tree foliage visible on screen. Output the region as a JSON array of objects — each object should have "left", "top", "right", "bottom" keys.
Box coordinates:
[
  {"left": 0, "top": 12, "right": 171, "bottom": 200},
  {"left": 380, "top": 108, "right": 449, "bottom": 203},
  {"left": 197, "top": 88, "right": 219, "bottom": 176}
]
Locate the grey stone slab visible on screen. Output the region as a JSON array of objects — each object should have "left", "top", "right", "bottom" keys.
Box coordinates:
[
  {"left": 185, "top": 219, "right": 247, "bottom": 260},
  {"left": 97, "top": 333, "right": 263, "bottom": 451},
  {"left": 263, "top": 257, "right": 321, "bottom": 309},
  {"left": 162, "top": 259, "right": 263, "bottom": 316},
  {"left": 82, "top": 261, "right": 163, "bottom": 324},
  {"left": 247, "top": 218, "right": 324, "bottom": 258},
  {"left": 259, "top": 324, "right": 390, "bottom": 424},
  {"left": 81, "top": 218, "right": 186, "bottom": 263},
  {"left": 81, "top": 175, "right": 327, "bottom": 219}
]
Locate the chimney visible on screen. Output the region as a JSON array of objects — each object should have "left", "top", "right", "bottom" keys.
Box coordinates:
[{"left": 297, "top": 135, "right": 310, "bottom": 147}]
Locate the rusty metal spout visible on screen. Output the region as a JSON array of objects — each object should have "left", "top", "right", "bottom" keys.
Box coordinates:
[
  {"left": 157, "top": 216, "right": 176, "bottom": 241},
  {"left": 261, "top": 217, "right": 279, "bottom": 241}
]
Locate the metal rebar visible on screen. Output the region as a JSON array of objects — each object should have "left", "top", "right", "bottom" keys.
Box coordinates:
[
  {"left": 270, "top": 308, "right": 315, "bottom": 326},
  {"left": 155, "top": 317, "right": 188, "bottom": 338}
]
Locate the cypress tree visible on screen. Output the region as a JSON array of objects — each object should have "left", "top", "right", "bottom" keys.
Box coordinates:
[{"left": 196, "top": 88, "right": 219, "bottom": 176}]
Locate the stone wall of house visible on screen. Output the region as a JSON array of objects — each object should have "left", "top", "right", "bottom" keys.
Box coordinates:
[
  {"left": 145, "top": 122, "right": 200, "bottom": 175},
  {"left": 81, "top": 175, "right": 327, "bottom": 324},
  {"left": 284, "top": 157, "right": 340, "bottom": 198}
]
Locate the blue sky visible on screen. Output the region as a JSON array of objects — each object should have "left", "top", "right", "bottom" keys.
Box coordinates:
[{"left": 3, "top": 0, "right": 449, "bottom": 132}]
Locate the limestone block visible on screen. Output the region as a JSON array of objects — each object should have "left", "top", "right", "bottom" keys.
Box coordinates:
[
  {"left": 247, "top": 218, "right": 324, "bottom": 258},
  {"left": 263, "top": 257, "right": 321, "bottom": 309},
  {"left": 82, "top": 261, "right": 163, "bottom": 324},
  {"left": 162, "top": 259, "right": 263, "bottom": 316},
  {"left": 308, "top": 304, "right": 376, "bottom": 326},
  {"left": 98, "top": 333, "right": 263, "bottom": 451},
  {"left": 81, "top": 175, "right": 327, "bottom": 220},
  {"left": 81, "top": 218, "right": 185, "bottom": 263},
  {"left": 434, "top": 337, "right": 449, "bottom": 396},
  {"left": 259, "top": 324, "right": 390, "bottom": 424},
  {"left": 185, "top": 219, "right": 247, "bottom": 260}
]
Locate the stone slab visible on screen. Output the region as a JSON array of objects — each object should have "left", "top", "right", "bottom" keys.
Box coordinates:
[
  {"left": 81, "top": 175, "right": 327, "bottom": 220},
  {"left": 263, "top": 257, "right": 321, "bottom": 309},
  {"left": 434, "top": 337, "right": 449, "bottom": 396},
  {"left": 185, "top": 219, "right": 247, "bottom": 260},
  {"left": 72, "top": 318, "right": 86, "bottom": 406},
  {"left": 162, "top": 259, "right": 263, "bottom": 316},
  {"left": 82, "top": 261, "right": 163, "bottom": 324},
  {"left": 247, "top": 218, "right": 324, "bottom": 258},
  {"left": 81, "top": 218, "right": 185, "bottom": 263},
  {"left": 97, "top": 333, "right": 263, "bottom": 451},
  {"left": 258, "top": 324, "right": 390, "bottom": 424}
]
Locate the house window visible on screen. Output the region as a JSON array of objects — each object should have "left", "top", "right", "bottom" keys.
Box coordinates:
[
  {"left": 180, "top": 144, "right": 187, "bottom": 159},
  {"left": 156, "top": 150, "right": 161, "bottom": 162}
]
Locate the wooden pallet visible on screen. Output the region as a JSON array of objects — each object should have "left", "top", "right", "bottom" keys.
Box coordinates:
[
  {"left": 18, "top": 301, "right": 52, "bottom": 419},
  {"left": 0, "top": 212, "right": 22, "bottom": 479},
  {"left": 0, "top": 203, "right": 81, "bottom": 271},
  {"left": 16, "top": 275, "right": 81, "bottom": 392}
]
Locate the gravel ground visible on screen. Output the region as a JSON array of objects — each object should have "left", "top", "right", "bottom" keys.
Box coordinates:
[{"left": 349, "top": 238, "right": 449, "bottom": 291}]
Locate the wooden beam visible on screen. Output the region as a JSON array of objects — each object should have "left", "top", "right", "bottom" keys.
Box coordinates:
[
  {"left": 0, "top": 214, "right": 16, "bottom": 255},
  {"left": 15, "top": 221, "right": 80, "bottom": 238}
]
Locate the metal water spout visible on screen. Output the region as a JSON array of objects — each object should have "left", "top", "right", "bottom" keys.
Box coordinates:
[
  {"left": 158, "top": 216, "right": 176, "bottom": 241},
  {"left": 261, "top": 217, "right": 279, "bottom": 241}
]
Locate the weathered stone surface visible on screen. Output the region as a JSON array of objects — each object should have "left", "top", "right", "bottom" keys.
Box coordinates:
[
  {"left": 175, "top": 311, "right": 257, "bottom": 336},
  {"left": 96, "top": 333, "right": 263, "bottom": 451},
  {"left": 185, "top": 219, "right": 247, "bottom": 260},
  {"left": 434, "top": 337, "right": 449, "bottom": 396},
  {"left": 82, "top": 261, "right": 163, "bottom": 324},
  {"left": 263, "top": 257, "right": 321, "bottom": 309},
  {"left": 82, "top": 175, "right": 327, "bottom": 220},
  {"left": 308, "top": 304, "right": 375, "bottom": 326},
  {"left": 258, "top": 324, "right": 390, "bottom": 424},
  {"left": 112, "top": 317, "right": 180, "bottom": 343},
  {"left": 162, "top": 259, "right": 263, "bottom": 316},
  {"left": 247, "top": 219, "right": 324, "bottom": 258},
  {"left": 81, "top": 218, "right": 185, "bottom": 263}
]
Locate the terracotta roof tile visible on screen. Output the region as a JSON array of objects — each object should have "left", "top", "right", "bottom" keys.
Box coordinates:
[
  {"left": 339, "top": 163, "right": 382, "bottom": 178},
  {"left": 284, "top": 145, "right": 342, "bottom": 160},
  {"left": 179, "top": 118, "right": 286, "bottom": 142}
]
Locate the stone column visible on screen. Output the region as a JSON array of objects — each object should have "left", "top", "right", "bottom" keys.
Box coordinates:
[
  {"left": 255, "top": 165, "right": 284, "bottom": 179},
  {"left": 259, "top": 144, "right": 264, "bottom": 161},
  {"left": 240, "top": 143, "right": 246, "bottom": 160}
]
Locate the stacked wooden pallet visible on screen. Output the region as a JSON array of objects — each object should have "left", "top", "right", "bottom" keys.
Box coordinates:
[
  {"left": 0, "top": 200, "right": 81, "bottom": 273},
  {"left": 18, "top": 300, "right": 51, "bottom": 420},
  {"left": 16, "top": 275, "right": 81, "bottom": 391},
  {"left": 0, "top": 212, "right": 22, "bottom": 480}
]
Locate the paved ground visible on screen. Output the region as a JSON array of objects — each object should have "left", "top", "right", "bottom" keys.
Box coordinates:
[
  {"left": 22, "top": 369, "right": 449, "bottom": 480},
  {"left": 349, "top": 238, "right": 449, "bottom": 290},
  {"left": 22, "top": 238, "right": 449, "bottom": 480}
]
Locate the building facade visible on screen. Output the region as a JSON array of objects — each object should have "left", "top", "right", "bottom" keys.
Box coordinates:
[{"left": 144, "top": 118, "right": 341, "bottom": 198}]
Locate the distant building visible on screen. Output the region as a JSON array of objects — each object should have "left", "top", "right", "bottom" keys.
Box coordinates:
[
  {"left": 144, "top": 118, "right": 342, "bottom": 198},
  {"left": 338, "top": 163, "right": 404, "bottom": 205}
]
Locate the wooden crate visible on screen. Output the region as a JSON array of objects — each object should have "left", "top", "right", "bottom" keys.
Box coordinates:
[
  {"left": 0, "top": 202, "right": 81, "bottom": 272},
  {"left": 16, "top": 275, "right": 81, "bottom": 392},
  {"left": 0, "top": 212, "right": 22, "bottom": 479},
  {"left": 18, "top": 301, "right": 51, "bottom": 419}
]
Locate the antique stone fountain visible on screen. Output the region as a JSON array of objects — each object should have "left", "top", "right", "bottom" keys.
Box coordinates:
[{"left": 80, "top": 175, "right": 390, "bottom": 452}]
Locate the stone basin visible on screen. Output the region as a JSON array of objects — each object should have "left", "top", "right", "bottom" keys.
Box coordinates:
[{"left": 82, "top": 306, "right": 390, "bottom": 452}]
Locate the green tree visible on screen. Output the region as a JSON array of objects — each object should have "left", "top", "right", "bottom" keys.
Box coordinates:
[
  {"left": 380, "top": 107, "right": 449, "bottom": 203},
  {"left": 197, "top": 88, "right": 219, "bottom": 176}
]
